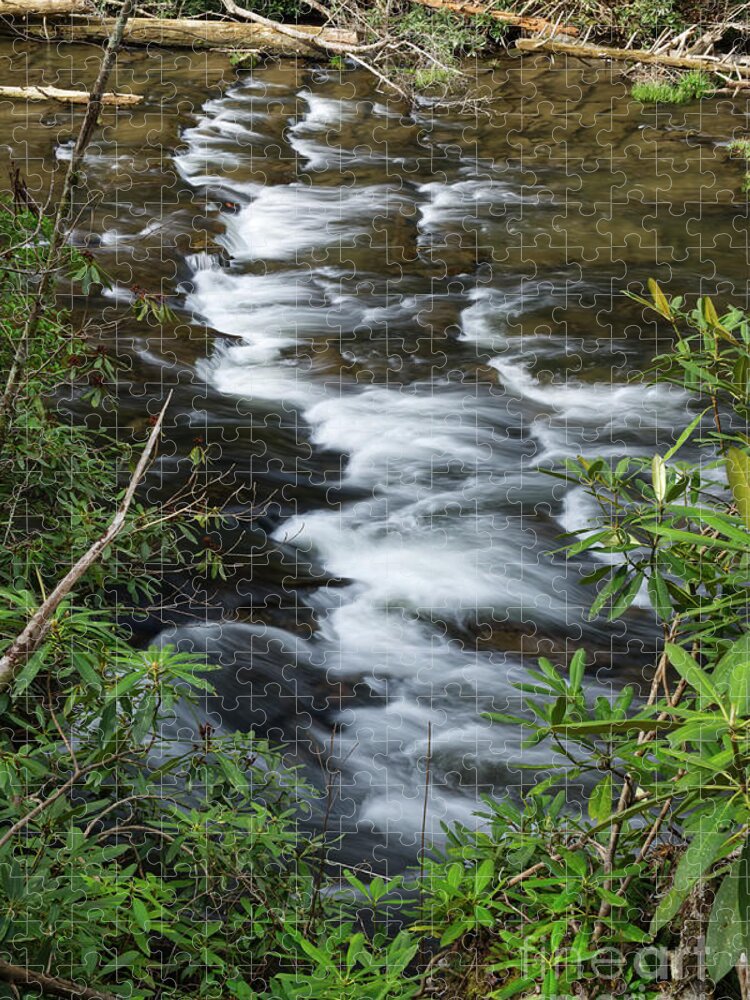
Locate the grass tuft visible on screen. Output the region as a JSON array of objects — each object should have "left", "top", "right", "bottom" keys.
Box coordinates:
[{"left": 631, "top": 70, "right": 714, "bottom": 105}]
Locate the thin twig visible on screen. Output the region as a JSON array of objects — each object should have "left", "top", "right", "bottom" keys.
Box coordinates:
[
  {"left": 419, "top": 720, "right": 433, "bottom": 965},
  {"left": 0, "top": 392, "right": 171, "bottom": 692},
  {"left": 0, "top": 960, "right": 118, "bottom": 1000}
]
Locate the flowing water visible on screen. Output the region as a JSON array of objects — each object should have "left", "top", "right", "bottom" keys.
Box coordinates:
[{"left": 1, "top": 40, "right": 748, "bottom": 869}]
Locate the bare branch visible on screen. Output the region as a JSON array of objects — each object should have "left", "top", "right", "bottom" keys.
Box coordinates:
[
  {"left": 0, "top": 959, "right": 118, "bottom": 1000},
  {"left": 0, "top": 393, "right": 172, "bottom": 692},
  {"left": 347, "top": 53, "right": 412, "bottom": 100},
  {"left": 408, "top": 0, "right": 579, "bottom": 37},
  {"left": 221, "top": 0, "right": 386, "bottom": 53}
]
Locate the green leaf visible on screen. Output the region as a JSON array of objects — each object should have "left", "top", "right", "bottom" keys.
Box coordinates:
[
  {"left": 475, "top": 859, "right": 495, "bottom": 895},
  {"left": 12, "top": 648, "right": 48, "bottom": 695},
  {"left": 607, "top": 572, "right": 644, "bottom": 622},
  {"left": 729, "top": 656, "right": 750, "bottom": 717},
  {"left": 565, "top": 529, "right": 613, "bottom": 557},
  {"left": 569, "top": 649, "right": 585, "bottom": 694},
  {"left": 587, "top": 789, "right": 695, "bottom": 837},
  {"left": 346, "top": 933, "right": 365, "bottom": 970},
  {"left": 639, "top": 521, "right": 749, "bottom": 552},
  {"left": 216, "top": 754, "right": 248, "bottom": 794},
  {"left": 652, "top": 454, "right": 666, "bottom": 502},
  {"left": 551, "top": 717, "right": 678, "bottom": 737},
  {"left": 72, "top": 654, "right": 103, "bottom": 690},
  {"left": 651, "top": 824, "right": 730, "bottom": 934},
  {"left": 707, "top": 865, "right": 744, "bottom": 984},
  {"left": 739, "top": 836, "right": 750, "bottom": 965},
  {"left": 665, "top": 643, "right": 724, "bottom": 708},
  {"left": 541, "top": 966, "right": 558, "bottom": 999},
  {"left": 447, "top": 863, "right": 463, "bottom": 889},
  {"left": 104, "top": 670, "right": 145, "bottom": 704},
  {"left": 647, "top": 572, "right": 672, "bottom": 622},
  {"left": 440, "top": 919, "right": 470, "bottom": 947},
  {"left": 727, "top": 448, "right": 750, "bottom": 530},
  {"left": 702, "top": 295, "right": 723, "bottom": 331},
  {"left": 132, "top": 898, "right": 151, "bottom": 933},
  {"left": 664, "top": 407, "right": 709, "bottom": 460},
  {"left": 289, "top": 930, "right": 332, "bottom": 968},
  {"left": 715, "top": 634, "right": 750, "bottom": 706},
  {"left": 491, "top": 976, "right": 535, "bottom": 999},
  {"left": 588, "top": 566, "right": 628, "bottom": 620},
  {"left": 596, "top": 887, "right": 627, "bottom": 907},
  {"left": 588, "top": 773, "right": 612, "bottom": 826},
  {"left": 648, "top": 278, "right": 673, "bottom": 320},
  {"left": 550, "top": 695, "right": 567, "bottom": 726}
]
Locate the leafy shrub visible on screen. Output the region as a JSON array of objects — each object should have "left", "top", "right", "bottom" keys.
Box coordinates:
[
  {"left": 0, "top": 182, "right": 420, "bottom": 998},
  {"left": 611, "top": 0, "right": 684, "bottom": 37},
  {"left": 414, "top": 285, "right": 750, "bottom": 996},
  {"left": 0, "top": 616, "right": 323, "bottom": 997},
  {"left": 131, "top": 0, "right": 308, "bottom": 19}
]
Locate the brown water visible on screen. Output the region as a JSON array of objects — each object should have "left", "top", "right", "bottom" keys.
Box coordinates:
[{"left": 1, "top": 38, "right": 748, "bottom": 868}]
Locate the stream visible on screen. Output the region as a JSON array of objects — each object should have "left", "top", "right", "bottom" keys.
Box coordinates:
[{"left": 1, "top": 39, "right": 748, "bottom": 870}]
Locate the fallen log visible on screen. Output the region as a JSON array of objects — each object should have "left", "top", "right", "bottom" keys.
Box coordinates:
[
  {"left": 715, "top": 79, "right": 750, "bottom": 91},
  {"left": 515, "top": 36, "right": 750, "bottom": 78},
  {"left": 0, "top": 0, "right": 89, "bottom": 13},
  {"left": 409, "top": 0, "right": 579, "bottom": 37},
  {"left": 0, "top": 83, "right": 141, "bottom": 103},
  {"left": 16, "top": 15, "right": 358, "bottom": 53},
  {"left": 0, "top": 960, "right": 117, "bottom": 1000}
]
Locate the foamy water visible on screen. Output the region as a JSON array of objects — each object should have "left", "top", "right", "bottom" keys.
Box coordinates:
[{"left": 169, "top": 73, "right": 691, "bottom": 851}]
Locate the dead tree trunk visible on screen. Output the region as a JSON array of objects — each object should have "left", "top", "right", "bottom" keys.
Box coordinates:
[
  {"left": 515, "top": 36, "right": 750, "bottom": 77},
  {"left": 0, "top": 0, "right": 89, "bottom": 13},
  {"left": 14, "top": 15, "right": 358, "bottom": 53},
  {"left": 409, "top": 0, "right": 579, "bottom": 37},
  {"left": 0, "top": 84, "right": 140, "bottom": 104}
]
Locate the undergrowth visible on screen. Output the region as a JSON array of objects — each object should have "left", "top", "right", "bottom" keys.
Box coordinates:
[{"left": 3, "top": 161, "right": 750, "bottom": 997}]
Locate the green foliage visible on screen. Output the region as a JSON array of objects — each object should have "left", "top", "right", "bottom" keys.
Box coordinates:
[
  {"left": 631, "top": 70, "right": 715, "bottom": 105},
  {"left": 229, "top": 50, "right": 260, "bottom": 69},
  {"left": 727, "top": 138, "right": 750, "bottom": 194},
  {"left": 0, "top": 620, "right": 323, "bottom": 997},
  {"left": 396, "top": 5, "right": 494, "bottom": 59},
  {"left": 0, "top": 596, "right": 421, "bottom": 997},
  {"left": 0, "top": 196, "right": 229, "bottom": 608},
  {"left": 273, "top": 923, "right": 419, "bottom": 998},
  {"left": 412, "top": 285, "right": 750, "bottom": 995},
  {"left": 412, "top": 65, "right": 454, "bottom": 90},
  {"left": 0, "top": 185, "right": 420, "bottom": 999},
  {"left": 133, "top": 0, "right": 305, "bottom": 20},
  {"left": 364, "top": 3, "right": 507, "bottom": 93},
  {"left": 611, "top": 0, "right": 685, "bottom": 40}
]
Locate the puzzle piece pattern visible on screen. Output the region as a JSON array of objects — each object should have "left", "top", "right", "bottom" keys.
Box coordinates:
[{"left": 0, "top": 36, "right": 747, "bottom": 872}]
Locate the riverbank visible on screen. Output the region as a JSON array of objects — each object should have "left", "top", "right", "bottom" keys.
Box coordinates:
[{"left": 1, "top": 0, "right": 747, "bottom": 101}]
